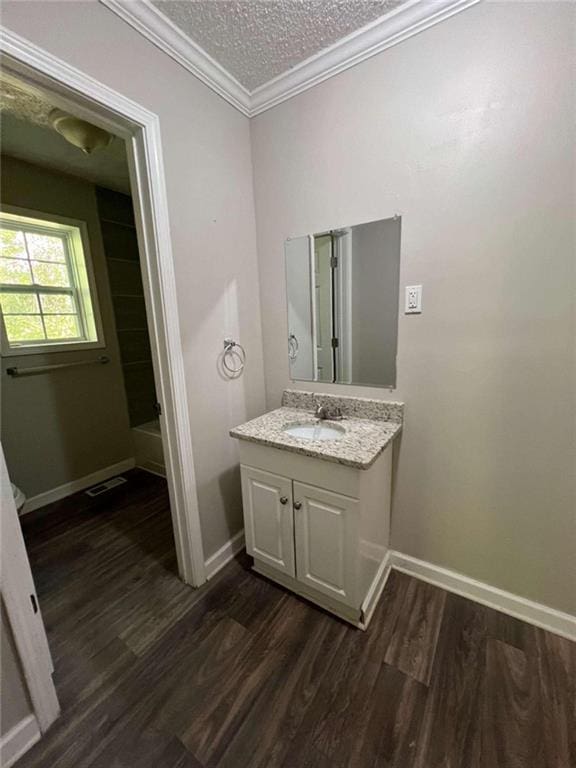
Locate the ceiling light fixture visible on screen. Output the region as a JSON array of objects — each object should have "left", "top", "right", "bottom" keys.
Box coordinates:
[{"left": 50, "top": 109, "right": 113, "bottom": 154}]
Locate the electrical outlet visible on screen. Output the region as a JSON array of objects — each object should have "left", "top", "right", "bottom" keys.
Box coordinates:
[{"left": 405, "top": 285, "right": 422, "bottom": 314}]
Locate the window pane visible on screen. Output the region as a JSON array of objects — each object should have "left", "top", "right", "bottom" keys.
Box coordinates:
[
  {"left": 31, "top": 261, "right": 70, "bottom": 288},
  {"left": 0, "top": 229, "right": 27, "bottom": 259},
  {"left": 0, "top": 258, "right": 33, "bottom": 285},
  {"left": 44, "top": 314, "right": 80, "bottom": 340},
  {"left": 5, "top": 315, "right": 45, "bottom": 342},
  {"left": 40, "top": 293, "right": 75, "bottom": 314},
  {"left": 1, "top": 216, "right": 99, "bottom": 348},
  {"left": 26, "top": 233, "right": 66, "bottom": 263},
  {"left": 0, "top": 292, "right": 40, "bottom": 314}
]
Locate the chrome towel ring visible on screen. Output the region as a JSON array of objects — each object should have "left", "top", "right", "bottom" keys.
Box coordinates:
[
  {"left": 223, "top": 338, "right": 246, "bottom": 376},
  {"left": 288, "top": 333, "right": 299, "bottom": 361}
]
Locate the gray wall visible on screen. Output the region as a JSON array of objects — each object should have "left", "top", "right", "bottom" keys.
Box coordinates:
[
  {"left": 2, "top": 0, "right": 266, "bottom": 558},
  {"left": 1, "top": 156, "right": 133, "bottom": 499},
  {"left": 251, "top": 2, "right": 576, "bottom": 614},
  {"left": 1, "top": 602, "right": 33, "bottom": 737}
]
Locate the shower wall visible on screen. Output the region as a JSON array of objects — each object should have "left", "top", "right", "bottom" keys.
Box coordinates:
[{"left": 96, "top": 187, "right": 157, "bottom": 427}]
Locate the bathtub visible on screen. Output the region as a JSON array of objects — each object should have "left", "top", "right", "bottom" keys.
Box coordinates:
[{"left": 132, "top": 419, "right": 166, "bottom": 477}]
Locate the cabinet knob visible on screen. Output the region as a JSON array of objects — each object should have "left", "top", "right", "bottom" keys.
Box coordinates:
[
  {"left": 294, "top": 501, "right": 302, "bottom": 510},
  {"left": 280, "top": 496, "right": 288, "bottom": 505}
]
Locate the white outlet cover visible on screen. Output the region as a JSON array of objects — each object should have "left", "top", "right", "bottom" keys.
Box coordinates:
[{"left": 405, "top": 285, "right": 422, "bottom": 314}]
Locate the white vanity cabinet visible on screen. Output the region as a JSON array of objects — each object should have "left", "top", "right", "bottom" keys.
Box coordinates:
[
  {"left": 238, "top": 439, "right": 393, "bottom": 629},
  {"left": 242, "top": 468, "right": 359, "bottom": 607}
]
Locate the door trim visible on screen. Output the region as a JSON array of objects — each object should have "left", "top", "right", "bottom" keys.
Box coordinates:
[
  {"left": 1, "top": 449, "right": 60, "bottom": 731},
  {"left": 0, "top": 713, "right": 41, "bottom": 768},
  {"left": 0, "top": 26, "right": 206, "bottom": 588},
  {"left": 0, "top": 25, "right": 208, "bottom": 736}
]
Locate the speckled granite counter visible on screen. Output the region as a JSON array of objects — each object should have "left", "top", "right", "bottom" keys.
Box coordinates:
[{"left": 230, "top": 390, "right": 403, "bottom": 470}]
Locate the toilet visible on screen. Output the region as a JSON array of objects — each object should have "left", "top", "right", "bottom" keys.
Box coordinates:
[{"left": 11, "top": 483, "right": 26, "bottom": 514}]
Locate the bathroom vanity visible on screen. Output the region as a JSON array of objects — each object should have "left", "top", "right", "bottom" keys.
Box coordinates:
[{"left": 230, "top": 390, "right": 403, "bottom": 629}]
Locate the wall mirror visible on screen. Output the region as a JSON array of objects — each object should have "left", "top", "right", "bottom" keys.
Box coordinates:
[{"left": 285, "top": 216, "right": 401, "bottom": 388}]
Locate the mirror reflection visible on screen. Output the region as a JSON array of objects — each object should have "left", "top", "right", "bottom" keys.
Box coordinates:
[{"left": 285, "top": 216, "right": 401, "bottom": 388}]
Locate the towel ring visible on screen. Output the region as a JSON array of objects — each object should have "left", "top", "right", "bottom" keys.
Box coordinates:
[
  {"left": 223, "top": 338, "right": 246, "bottom": 375},
  {"left": 288, "top": 333, "right": 299, "bottom": 361}
]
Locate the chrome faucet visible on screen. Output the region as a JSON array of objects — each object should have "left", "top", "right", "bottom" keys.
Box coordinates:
[{"left": 314, "top": 403, "right": 343, "bottom": 421}]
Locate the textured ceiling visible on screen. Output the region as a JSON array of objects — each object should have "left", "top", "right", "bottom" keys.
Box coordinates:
[
  {"left": 0, "top": 77, "right": 131, "bottom": 193},
  {"left": 152, "top": 0, "right": 408, "bottom": 91},
  {"left": 0, "top": 79, "right": 53, "bottom": 127}
]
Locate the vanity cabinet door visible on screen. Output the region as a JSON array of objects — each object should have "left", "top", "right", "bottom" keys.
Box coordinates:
[
  {"left": 241, "top": 466, "right": 295, "bottom": 577},
  {"left": 293, "top": 482, "right": 359, "bottom": 608}
]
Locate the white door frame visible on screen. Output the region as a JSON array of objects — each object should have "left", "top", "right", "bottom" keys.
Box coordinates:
[
  {"left": 0, "top": 29, "right": 206, "bottom": 569},
  {"left": 1, "top": 23, "right": 207, "bottom": 734},
  {"left": 1, "top": 446, "right": 60, "bottom": 733},
  {"left": 0, "top": 27, "right": 205, "bottom": 587}
]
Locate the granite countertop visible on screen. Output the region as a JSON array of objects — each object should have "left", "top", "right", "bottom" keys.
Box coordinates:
[{"left": 230, "top": 390, "right": 403, "bottom": 470}]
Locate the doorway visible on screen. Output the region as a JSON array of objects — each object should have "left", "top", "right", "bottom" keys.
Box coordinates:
[{"left": 0, "top": 29, "right": 206, "bottom": 741}]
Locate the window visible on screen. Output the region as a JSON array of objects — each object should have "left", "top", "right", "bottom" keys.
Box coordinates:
[{"left": 0, "top": 210, "right": 103, "bottom": 354}]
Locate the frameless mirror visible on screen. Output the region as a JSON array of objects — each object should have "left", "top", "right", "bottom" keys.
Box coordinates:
[{"left": 285, "top": 216, "right": 401, "bottom": 388}]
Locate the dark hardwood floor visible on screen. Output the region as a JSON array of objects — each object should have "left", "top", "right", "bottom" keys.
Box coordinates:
[{"left": 18, "top": 469, "right": 575, "bottom": 768}]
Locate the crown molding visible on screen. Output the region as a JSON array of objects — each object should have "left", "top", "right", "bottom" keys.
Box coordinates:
[
  {"left": 100, "top": 0, "right": 481, "bottom": 118},
  {"left": 250, "top": 0, "right": 481, "bottom": 115},
  {"left": 100, "top": 0, "right": 252, "bottom": 116}
]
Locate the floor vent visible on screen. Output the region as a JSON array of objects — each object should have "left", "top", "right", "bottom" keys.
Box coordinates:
[{"left": 85, "top": 476, "right": 127, "bottom": 497}]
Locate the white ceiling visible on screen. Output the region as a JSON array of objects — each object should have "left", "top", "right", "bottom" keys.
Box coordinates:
[
  {"left": 151, "top": 0, "right": 407, "bottom": 91},
  {"left": 0, "top": 77, "right": 131, "bottom": 193}
]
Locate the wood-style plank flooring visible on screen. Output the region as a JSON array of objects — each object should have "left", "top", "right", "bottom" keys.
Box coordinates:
[{"left": 18, "top": 469, "right": 575, "bottom": 768}]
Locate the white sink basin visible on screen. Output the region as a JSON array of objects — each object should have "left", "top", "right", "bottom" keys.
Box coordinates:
[{"left": 283, "top": 421, "right": 346, "bottom": 441}]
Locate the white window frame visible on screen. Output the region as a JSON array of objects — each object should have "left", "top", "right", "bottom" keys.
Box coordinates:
[{"left": 0, "top": 205, "right": 105, "bottom": 356}]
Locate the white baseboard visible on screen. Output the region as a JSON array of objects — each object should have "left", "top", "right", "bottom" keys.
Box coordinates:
[
  {"left": 203, "top": 539, "right": 575, "bottom": 640},
  {"left": 204, "top": 529, "right": 245, "bottom": 580},
  {"left": 390, "top": 551, "right": 576, "bottom": 642},
  {"left": 21, "top": 458, "right": 136, "bottom": 515},
  {"left": 0, "top": 714, "right": 41, "bottom": 768},
  {"left": 136, "top": 460, "right": 167, "bottom": 478},
  {"left": 360, "top": 550, "right": 392, "bottom": 630}
]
